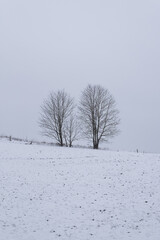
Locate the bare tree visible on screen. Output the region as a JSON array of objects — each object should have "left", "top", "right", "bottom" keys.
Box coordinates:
[
  {"left": 63, "top": 114, "right": 79, "bottom": 147},
  {"left": 39, "top": 90, "right": 74, "bottom": 146},
  {"left": 79, "top": 84, "right": 120, "bottom": 149}
]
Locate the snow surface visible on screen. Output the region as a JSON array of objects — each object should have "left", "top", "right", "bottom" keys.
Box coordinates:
[{"left": 0, "top": 140, "right": 160, "bottom": 240}]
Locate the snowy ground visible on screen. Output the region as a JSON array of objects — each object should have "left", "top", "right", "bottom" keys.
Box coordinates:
[{"left": 0, "top": 140, "right": 160, "bottom": 240}]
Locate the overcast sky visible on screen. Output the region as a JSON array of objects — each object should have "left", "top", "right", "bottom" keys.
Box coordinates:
[{"left": 0, "top": 0, "right": 160, "bottom": 153}]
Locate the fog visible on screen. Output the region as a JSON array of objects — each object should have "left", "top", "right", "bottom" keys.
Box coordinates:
[{"left": 0, "top": 0, "right": 160, "bottom": 152}]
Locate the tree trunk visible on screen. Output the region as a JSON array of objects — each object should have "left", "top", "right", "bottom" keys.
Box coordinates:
[
  {"left": 59, "top": 136, "right": 63, "bottom": 146},
  {"left": 59, "top": 128, "right": 63, "bottom": 146},
  {"left": 93, "top": 142, "right": 99, "bottom": 149}
]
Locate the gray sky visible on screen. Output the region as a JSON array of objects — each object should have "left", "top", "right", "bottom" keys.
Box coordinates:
[{"left": 0, "top": 0, "right": 160, "bottom": 153}]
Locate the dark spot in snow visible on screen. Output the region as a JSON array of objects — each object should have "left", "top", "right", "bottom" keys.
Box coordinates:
[{"left": 99, "top": 209, "right": 105, "bottom": 213}]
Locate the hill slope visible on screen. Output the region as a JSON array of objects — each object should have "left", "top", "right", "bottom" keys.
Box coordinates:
[{"left": 0, "top": 140, "right": 160, "bottom": 240}]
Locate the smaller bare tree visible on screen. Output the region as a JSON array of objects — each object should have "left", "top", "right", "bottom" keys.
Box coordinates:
[
  {"left": 39, "top": 90, "right": 74, "bottom": 146},
  {"left": 79, "top": 84, "right": 120, "bottom": 149},
  {"left": 63, "top": 114, "right": 79, "bottom": 147}
]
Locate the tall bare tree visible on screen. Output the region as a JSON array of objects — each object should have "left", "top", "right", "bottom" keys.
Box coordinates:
[
  {"left": 39, "top": 90, "right": 74, "bottom": 146},
  {"left": 79, "top": 84, "right": 120, "bottom": 149}
]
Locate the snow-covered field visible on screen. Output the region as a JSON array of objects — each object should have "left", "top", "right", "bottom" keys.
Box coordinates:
[{"left": 0, "top": 140, "right": 160, "bottom": 240}]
